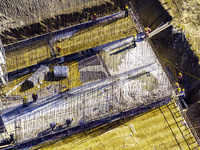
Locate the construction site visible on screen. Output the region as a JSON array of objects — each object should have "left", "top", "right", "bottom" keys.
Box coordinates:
[{"left": 0, "top": 0, "right": 200, "bottom": 149}]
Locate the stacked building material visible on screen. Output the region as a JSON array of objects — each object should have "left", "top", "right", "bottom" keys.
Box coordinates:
[{"left": 27, "top": 65, "right": 49, "bottom": 86}]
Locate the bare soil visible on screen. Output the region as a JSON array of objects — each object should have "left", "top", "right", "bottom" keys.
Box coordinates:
[{"left": 0, "top": 0, "right": 127, "bottom": 45}]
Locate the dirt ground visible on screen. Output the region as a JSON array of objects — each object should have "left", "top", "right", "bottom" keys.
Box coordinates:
[
  {"left": 159, "top": 0, "right": 200, "bottom": 60},
  {"left": 0, "top": 0, "right": 111, "bottom": 29},
  {"left": 0, "top": 0, "right": 127, "bottom": 44}
]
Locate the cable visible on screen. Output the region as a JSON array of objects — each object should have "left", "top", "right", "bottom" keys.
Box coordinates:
[{"left": 153, "top": 48, "right": 200, "bottom": 81}]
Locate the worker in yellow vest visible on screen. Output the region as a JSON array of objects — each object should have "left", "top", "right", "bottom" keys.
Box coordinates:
[
  {"left": 125, "top": 5, "right": 129, "bottom": 17},
  {"left": 23, "top": 96, "right": 27, "bottom": 107},
  {"left": 145, "top": 27, "right": 151, "bottom": 37},
  {"left": 93, "top": 13, "right": 97, "bottom": 21},
  {"left": 56, "top": 46, "right": 62, "bottom": 55},
  {"left": 132, "top": 34, "right": 137, "bottom": 47},
  {"left": 178, "top": 72, "right": 183, "bottom": 84}
]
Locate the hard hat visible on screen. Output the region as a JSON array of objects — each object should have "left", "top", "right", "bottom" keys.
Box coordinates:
[
  {"left": 94, "top": 13, "right": 96, "bottom": 15},
  {"left": 145, "top": 28, "right": 148, "bottom": 31},
  {"left": 125, "top": 5, "right": 128, "bottom": 9},
  {"left": 34, "top": 92, "right": 36, "bottom": 95},
  {"left": 179, "top": 73, "right": 182, "bottom": 76},
  {"left": 175, "top": 83, "right": 179, "bottom": 86},
  {"left": 182, "top": 89, "right": 185, "bottom": 92},
  {"left": 178, "top": 88, "right": 181, "bottom": 92},
  {"left": 24, "top": 96, "right": 27, "bottom": 98},
  {"left": 133, "top": 34, "right": 136, "bottom": 37}
]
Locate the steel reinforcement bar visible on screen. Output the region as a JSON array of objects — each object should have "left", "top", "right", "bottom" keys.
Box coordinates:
[
  {"left": 4, "top": 12, "right": 125, "bottom": 52},
  {"left": 1, "top": 97, "right": 171, "bottom": 150}
]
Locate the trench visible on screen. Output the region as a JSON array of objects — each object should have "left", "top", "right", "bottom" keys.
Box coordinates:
[
  {"left": 132, "top": 0, "right": 200, "bottom": 104},
  {"left": 1, "top": 0, "right": 200, "bottom": 148},
  {"left": 132, "top": 0, "right": 200, "bottom": 137}
]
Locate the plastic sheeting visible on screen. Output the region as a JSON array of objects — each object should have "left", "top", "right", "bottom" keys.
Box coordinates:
[{"left": 54, "top": 66, "right": 68, "bottom": 77}]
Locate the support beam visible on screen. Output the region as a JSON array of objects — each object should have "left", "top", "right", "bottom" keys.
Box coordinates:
[{"left": 149, "top": 21, "right": 174, "bottom": 38}]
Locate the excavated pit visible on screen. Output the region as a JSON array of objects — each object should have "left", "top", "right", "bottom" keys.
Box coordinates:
[
  {"left": 132, "top": 0, "right": 200, "bottom": 137},
  {"left": 0, "top": 0, "right": 200, "bottom": 148}
]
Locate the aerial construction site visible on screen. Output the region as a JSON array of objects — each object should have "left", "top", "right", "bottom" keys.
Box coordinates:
[{"left": 0, "top": 0, "right": 200, "bottom": 149}]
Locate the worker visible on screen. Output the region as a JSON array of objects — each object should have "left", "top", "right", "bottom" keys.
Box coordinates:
[
  {"left": 56, "top": 46, "right": 62, "bottom": 55},
  {"left": 175, "top": 83, "right": 179, "bottom": 88},
  {"left": 93, "top": 13, "right": 97, "bottom": 21},
  {"left": 175, "top": 83, "right": 179, "bottom": 89},
  {"left": 66, "top": 118, "right": 74, "bottom": 126},
  {"left": 125, "top": 5, "right": 129, "bottom": 17},
  {"left": 78, "top": 120, "right": 84, "bottom": 126},
  {"left": 145, "top": 27, "right": 151, "bottom": 37},
  {"left": 132, "top": 34, "right": 137, "bottom": 47},
  {"left": 23, "top": 96, "right": 27, "bottom": 107},
  {"left": 9, "top": 133, "right": 14, "bottom": 144},
  {"left": 109, "top": 105, "right": 114, "bottom": 111},
  {"left": 57, "top": 123, "right": 63, "bottom": 129},
  {"left": 178, "top": 88, "right": 185, "bottom": 101},
  {"left": 175, "top": 87, "right": 181, "bottom": 95},
  {"left": 32, "top": 92, "right": 38, "bottom": 102},
  {"left": 50, "top": 122, "right": 58, "bottom": 130},
  {"left": 178, "top": 72, "right": 183, "bottom": 84}
]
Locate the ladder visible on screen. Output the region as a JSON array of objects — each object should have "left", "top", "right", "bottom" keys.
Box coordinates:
[{"left": 0, "top": 39, "right": 8, "bottom": 85}]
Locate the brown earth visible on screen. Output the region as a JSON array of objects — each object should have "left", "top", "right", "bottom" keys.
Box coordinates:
[
  {"left": 159, "top": 0, "right": 200, "bottom": 60},
  {"left": 0, "top": 0, "right": 128, "bottom": 45}
]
